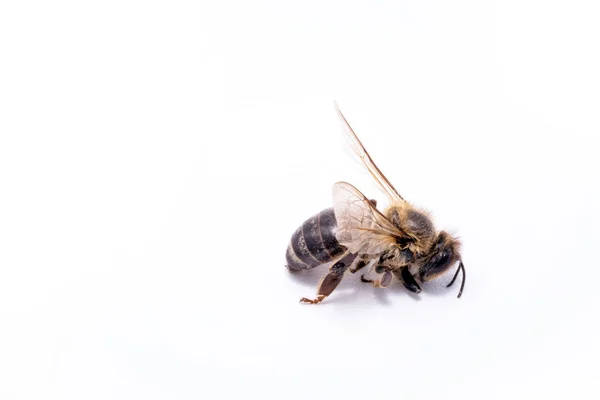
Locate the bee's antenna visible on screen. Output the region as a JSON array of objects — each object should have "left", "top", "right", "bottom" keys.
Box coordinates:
[{"left": 446, "top": 261, "right": 466, "bottom": 298}]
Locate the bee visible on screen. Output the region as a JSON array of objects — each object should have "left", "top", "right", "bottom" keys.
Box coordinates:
[{"left": 285, "top": 105, "right": 465, "bottom": 304}]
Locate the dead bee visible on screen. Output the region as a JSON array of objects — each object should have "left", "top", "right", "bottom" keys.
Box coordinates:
[{"left": 285, "top": 105, "right": 465, "bottom": 304}]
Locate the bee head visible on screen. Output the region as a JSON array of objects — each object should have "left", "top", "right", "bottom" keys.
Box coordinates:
[{"left": 418, "top": 231, "right": 461, "bottom": 283}]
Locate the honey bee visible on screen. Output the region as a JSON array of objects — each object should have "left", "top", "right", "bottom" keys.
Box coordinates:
[{"left": 286, "top": 105, "right": 465, "bottom": 304}]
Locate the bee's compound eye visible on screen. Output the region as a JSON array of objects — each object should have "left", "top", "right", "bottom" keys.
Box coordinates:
[
  {"left": 420, "top": 249, "right": 455, "bottom": 282},
  {"left": 434, "top": 250, "right": 451, "bottom": 271}
]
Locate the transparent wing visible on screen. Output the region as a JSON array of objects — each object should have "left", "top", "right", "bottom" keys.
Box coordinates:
[
  {"left": 333, "top": 181, "right": 409, "bottom": 255},
  {"left": 335, "top": 103, "right": 404, "bottom": 202}
]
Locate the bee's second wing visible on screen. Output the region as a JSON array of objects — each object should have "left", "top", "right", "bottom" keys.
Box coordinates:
[{"left": 333, "top": 182, "right": 405, "bottom": 255}]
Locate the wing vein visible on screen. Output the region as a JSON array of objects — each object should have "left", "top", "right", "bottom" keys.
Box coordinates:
[{"left": 335, "top": 103, "right": 404, "bottom": 201}]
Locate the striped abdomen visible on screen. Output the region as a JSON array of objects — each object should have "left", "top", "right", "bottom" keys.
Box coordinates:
[{"left": 286, "top": 208, "right": 347, "bottom": 271}]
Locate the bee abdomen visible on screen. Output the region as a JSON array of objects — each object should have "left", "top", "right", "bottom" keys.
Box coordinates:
[{"left": 286, "top": 208, "right": 346, "bottom": 271}]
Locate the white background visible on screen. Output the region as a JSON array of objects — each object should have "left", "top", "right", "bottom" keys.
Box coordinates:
[{"left": 1, "top": 1, "right": 599, "bottom": 399}]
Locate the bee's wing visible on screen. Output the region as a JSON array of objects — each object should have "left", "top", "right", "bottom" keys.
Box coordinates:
[
  {"left": 333, "top": 181, "right": 408, "bottom": 255},
  {"left": 335, "top": 103, "right": 404, "bottom": 202}
]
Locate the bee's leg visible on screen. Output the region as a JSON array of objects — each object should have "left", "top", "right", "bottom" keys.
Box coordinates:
[
  {"left": 300, "top": 253, "right": 357, "bottom": 304},
  {"left": 360, "top": 267, "right": 392, "bottom": 288},
  {"left": 393, "top": 266, "right": 422, "bottom": 293},
  {"left": 349, "top": 253, "right": 370, "bottom": 273}
]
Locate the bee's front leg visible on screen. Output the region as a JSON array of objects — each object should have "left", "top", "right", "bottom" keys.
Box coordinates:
[{"left": 394, "top": 266, "right": 422, "bottom": 294}]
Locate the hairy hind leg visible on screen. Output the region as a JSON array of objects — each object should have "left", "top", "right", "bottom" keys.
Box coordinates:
[{"left": 300, "top": 253, "right": 357, "bottom": 304}]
